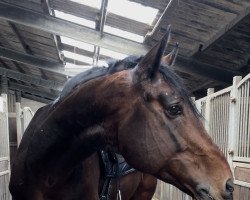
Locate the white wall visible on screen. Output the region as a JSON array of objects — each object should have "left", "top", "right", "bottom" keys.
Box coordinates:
[{"left": 21, "top": 98, "right": 46, "bottom": 113}]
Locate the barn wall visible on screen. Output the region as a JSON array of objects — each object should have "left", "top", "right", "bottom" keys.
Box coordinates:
[
  {"left": 21, "top": 98, "right": 46, "bottom": 113},
  {"left": 0, "top": 94, "right": 11, "bottom": 200},
  {"left": 7, "top": 93, "right": 46, "bottom": 164}
]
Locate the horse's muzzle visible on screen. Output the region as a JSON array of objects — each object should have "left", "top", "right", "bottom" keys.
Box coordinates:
[{"left": 196, "top": 178, "right": 234, "bottom": 200}]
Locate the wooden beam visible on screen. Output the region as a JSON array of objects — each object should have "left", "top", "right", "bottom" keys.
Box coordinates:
[
  {"left": 175, "top": 56, "right": 242, "bottom": 84},
  {"left": 9, "top": 82, "right": 58, "bottom": 100},
  {"left": 0, "top": 45, "right": 240, "bottom": 85},
  {"left": 192, "top": 4, "right": 250, "bottom": 54},
  {"left": 0, "top": 46, "right": 75, "bottom": 76},
  {"left": 0, "top": 1, "right": 148, "bottom": 56},
  {"left": 22, "top": 93, "right": 52, "bottom": 104},
  {"left": 0, "top": 67, "right": 64, "bottom": 91},
  {"left": 0, "top": 2, "right": 242, "bottom": 83},
  {"left": 8, "top": 22, "right": 33, "bottom": 54},
  {"left": 63, "top": 44, "right": 110, "bottom": 60},
  {"left": 8, "top": 21, "right": 49, "bottom": 80}
]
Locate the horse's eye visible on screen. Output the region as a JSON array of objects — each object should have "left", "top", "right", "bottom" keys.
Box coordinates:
[{"left": 166, "top": 104, "right": 182, "bottom": 117}]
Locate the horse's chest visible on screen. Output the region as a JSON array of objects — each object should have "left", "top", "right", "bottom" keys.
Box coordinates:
[{"left": 41, "top": 165, "right": 98, "bottom": 200}]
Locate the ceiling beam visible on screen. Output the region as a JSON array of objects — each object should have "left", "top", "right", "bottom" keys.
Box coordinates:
[
  {"left": 0, "top": 46, "right": 76, "bottom": 76},
  {"left": 175, "top": 56, "right": 241, "bottom": 84},
  {"left": 0, "top": 2, "right": 242, "bottom": 84},
  {"left": 21, "top": 93, "right": 52, "bottom": 104},
  {"left": 8, "top": 21, "right": 50, "bottom": 80},
  {"left": 0, "top": 67, "right": 64, "bottom": 91},
  {"left": 0, "top": 45, "right": 240, "bottom": 85},
  {"left": 192, "top": 4, "right": 250, "bottom": 55},
  {"left": 8, "top": 22, "right": 33, "bottom": 55},
  {"left": 63, "top": 44, "right": 110, "bottom": 60},
  {"left": 9, "top": 82, "right": 58, "bottom": 100},
  {"left": 0, "top": 1, "right": 148, "bottom": 56}
]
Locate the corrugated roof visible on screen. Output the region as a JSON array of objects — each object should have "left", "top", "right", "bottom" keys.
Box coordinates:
[{"left": 0, "top": 0, "right": 249, "bottom": 102}]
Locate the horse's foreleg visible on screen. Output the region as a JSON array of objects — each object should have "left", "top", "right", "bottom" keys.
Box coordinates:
[{"left": 130, "top": 174, "right": 157, "bottom": 200}]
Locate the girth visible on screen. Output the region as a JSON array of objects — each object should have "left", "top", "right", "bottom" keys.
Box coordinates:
[{"left": 99, "top": 150, "right": 136, "bottom": 200}]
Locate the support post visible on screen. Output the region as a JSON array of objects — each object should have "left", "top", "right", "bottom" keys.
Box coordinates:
[
  {"left": 15, "top": 90, "right": 22, "bottom": 147},
  {"left": 1, "top": 75, "right": 8, "bottom": 94},
  {"left": 228, "top": 76, "right": 242, "bottom": 172},
  {"left": 0, "top": 75, "right": 10, "bottom": 185},
  {"left": 204, "top": 88, "right": 214, "bottom": 133}
]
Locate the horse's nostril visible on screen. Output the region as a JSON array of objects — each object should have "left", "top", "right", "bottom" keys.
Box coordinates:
[
  {"left": 196, "top": 184, "right": 210, "bottom": 197},
  {"left": 226, "top": 178, "right": 234, "bottom": 193}
]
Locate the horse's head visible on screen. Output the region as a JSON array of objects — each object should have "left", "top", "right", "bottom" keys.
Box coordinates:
[{"left": 116, "top": 27, "right": 233, "bottom": 200}]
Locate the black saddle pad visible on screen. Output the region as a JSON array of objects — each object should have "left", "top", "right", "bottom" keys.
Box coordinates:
[{"left": 100, "top": 151, "right": 135, "bottom": 178}]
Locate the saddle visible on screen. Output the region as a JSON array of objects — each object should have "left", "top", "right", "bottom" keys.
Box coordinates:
[{"left": 99, "top": 150, "right": 136, "bottom": 200}]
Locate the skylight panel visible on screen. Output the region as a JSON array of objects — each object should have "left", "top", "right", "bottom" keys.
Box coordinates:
[
  {"left": 54, "top": 10, "right": 95, "bottom": 28},
  {"left": 98, "top": 60, "right": 109, "bottom": 67},
  {"left": 69, "top": 0, "right": 158, "bottom": 25},
  {"left": 65, "top": 62, "right": 89, "bottom": 69},
  {"left": 63, "top": 51, "right": 93, "bottom": 64},
  {"left": 61, "top": 37, "right": 95, "bottom": 52},
  {"left": 69, "top": 0, "right": 101, "bottom": 9},
  {"left": 104, "top": 25, "right": 144, "bottom": 43},
  {"left": 100, "top": 48, "right": 128, "bottom": 60},
  {"left": 108, "top": 0, "right": 158, "bottom": 25}
]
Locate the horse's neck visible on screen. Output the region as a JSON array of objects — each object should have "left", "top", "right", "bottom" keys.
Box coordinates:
[{"left": 27, "top": 72, "right": 131, "bottom": 173}]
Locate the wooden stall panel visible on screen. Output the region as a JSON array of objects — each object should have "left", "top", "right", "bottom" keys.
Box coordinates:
[
  {"left": 234, "top": 185, "right": 250, "bottom": 200},
  {"left": 235, "top": 166, "right": 250, "bottom": 183},
  {"left": 236, "top": 74, "right": 250, "bottom": 159}
]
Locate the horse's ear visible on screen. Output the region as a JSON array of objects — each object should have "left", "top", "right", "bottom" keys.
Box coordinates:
[
  {"left": 161, "top": 42, "right": 179, "bottom": 66},
  {"left": 135, "top": 25, "right": 171, "bottom": 80}
]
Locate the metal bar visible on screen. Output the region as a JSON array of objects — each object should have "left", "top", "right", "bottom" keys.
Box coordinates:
[
  {"left": 0, "top": 67, "right": 63, "bottom": 91},
  {"left": 0, "top": 1, "right": 148, "bottom": 56},
  {"left": 41, "top": 0, "right": 64, "bottom": 63},
  {"left": 243, "top": 82, "right": 248, "bottom": 157},
  {"left": 99, "top": 0, "right": 108, "bottom": 37},
  {"left": 144, "top": 0, "right": 178, "bottom": 42},
  {"left": 246, "top": 80, "right": 250, "bottom": 158},
  {"left": 238, "top": 85, "right": 244, "bottom": 156},
  {"left": 93, "top": 0, "right": 109, "bottom": 65}
]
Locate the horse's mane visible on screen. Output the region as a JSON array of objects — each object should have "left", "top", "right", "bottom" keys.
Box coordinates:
[
  {"left": 57, "top": 55, "right": 199, "bottom": 117},
  {"left": 58, "top": 56, "right": 141, "bottom": 101}
]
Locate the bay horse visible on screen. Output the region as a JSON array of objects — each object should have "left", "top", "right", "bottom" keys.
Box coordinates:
[
  {"left": 10, "top": 27, "right": 234, "bottom": 200},
  {"left": 53, "top": 44, "right": 179, "bottom": 200}
]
